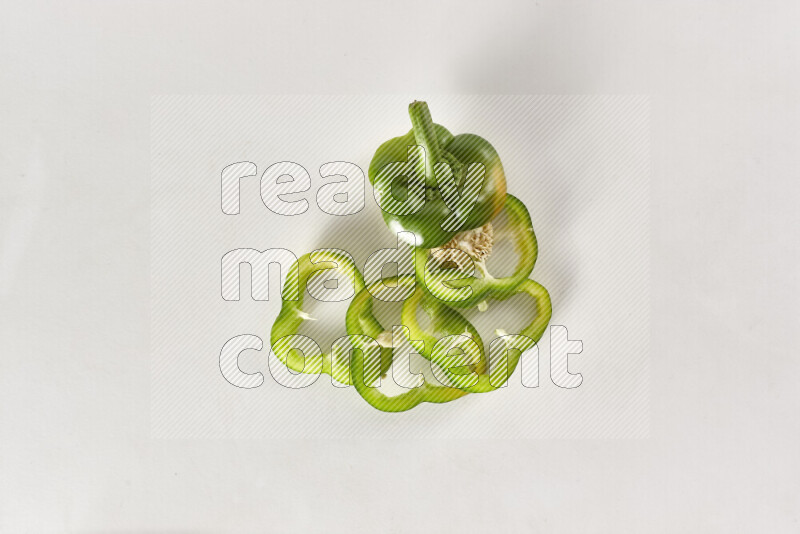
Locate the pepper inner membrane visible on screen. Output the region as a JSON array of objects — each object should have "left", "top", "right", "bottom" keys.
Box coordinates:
[{"left": 430, "top": 204, "right": 523, "bottom": 282}]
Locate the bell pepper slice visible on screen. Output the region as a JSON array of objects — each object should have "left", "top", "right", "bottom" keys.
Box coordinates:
[
  {"left": 399, "top": 285, "right": 487, "bottom": 390},
  {"left": 403, "top": 278, "right": 552, "bottom": 393},
  {"left": 270, "top": 249, "right": 391, "bottom": 386},
  {"left": 414, "top": 194, "right": 538, "bottom": 308},
  {"left": 344, "top": 275, "right": 471, "bottom": 412}
]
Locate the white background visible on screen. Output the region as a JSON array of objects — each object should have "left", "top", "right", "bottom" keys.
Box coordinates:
[{"left": 1, "top": 0, "right": 798, "bottom": 531}]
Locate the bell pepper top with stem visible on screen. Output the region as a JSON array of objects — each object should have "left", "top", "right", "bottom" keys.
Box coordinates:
[{"left": 369, "top": 101, "right": 507, "bottom": 248}]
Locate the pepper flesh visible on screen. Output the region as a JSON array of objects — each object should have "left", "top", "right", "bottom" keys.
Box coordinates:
[{"left": 369, "top": 101, "right": 507, "bottom": 248}]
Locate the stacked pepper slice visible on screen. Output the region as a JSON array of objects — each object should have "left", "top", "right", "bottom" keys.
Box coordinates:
[
  {"left": 401, "top": 278, "right": 552, "bottom": 395},
  {"left": 345, "top": 276, "right": 470, "bottom": 411},
  {"left": 270, "top": 101, "right": 552, "bottom": 412}
]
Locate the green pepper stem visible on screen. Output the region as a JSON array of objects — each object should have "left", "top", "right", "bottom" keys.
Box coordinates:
[{"left": 408, "top": 100, "right": 443, "bottom": 183}]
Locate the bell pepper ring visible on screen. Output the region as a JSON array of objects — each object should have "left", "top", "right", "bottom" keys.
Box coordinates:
[
  {"left": 402, "top": 278, "right": 552, "bottom": 393},
  {"left": 414, "top": 194, "right": 538, "bottom": 308},
  {"left": 344, "top": 276, "right": 471, "bottom": 412},
  {"left": 398, "top": 284, "right": 486, "bottom": 390},
  {"left": 368, "top": 101, "right": 507, "bottom": 248},
  {"left": 270, "top": 249, "right": 392, "bottom": 386}
]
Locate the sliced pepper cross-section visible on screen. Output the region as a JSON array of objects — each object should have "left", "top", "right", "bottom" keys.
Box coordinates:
[{"left": 415, "top": 194, "right": 538, "bottom": 308}]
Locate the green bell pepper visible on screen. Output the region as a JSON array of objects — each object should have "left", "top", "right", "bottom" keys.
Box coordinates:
[
  {"left": 267, "top": 100, "right": 554, "bottom": 412},
  {"left": 368, "top": 101, "right": 507, "bottom": 248}
]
